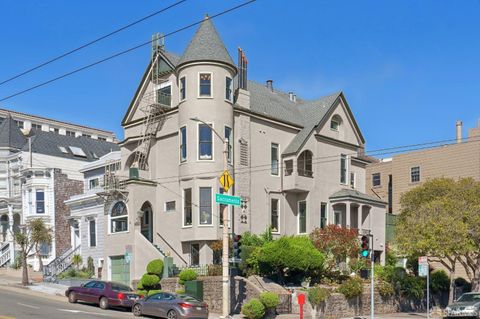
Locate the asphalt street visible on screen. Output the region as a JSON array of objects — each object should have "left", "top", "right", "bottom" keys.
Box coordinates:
[{"left": 0, "top": 287, "right": 134, "bottom": 319}]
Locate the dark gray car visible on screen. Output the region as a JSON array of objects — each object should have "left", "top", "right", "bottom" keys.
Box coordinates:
[
  {"left": 132, "top": 292, "right": 208, "bottom": 319},
  {"left": 445, "top": 292, "right": 480, "bottom": 318}
]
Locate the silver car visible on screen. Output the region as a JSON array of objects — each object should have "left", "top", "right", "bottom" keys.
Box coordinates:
[
  {"left": 445, "top": 292, "right": 480, "bottom": 318},
  {"left": 132, "top": 292, "right": 209, "bottom": 319}
]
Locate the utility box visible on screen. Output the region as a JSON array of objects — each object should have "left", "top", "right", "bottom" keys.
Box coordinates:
[
  {"left": 185, "top": 280, "right": 203, "bottom": 301},
  {"left": 129, "top": 167, "right": 139, "bottom": 179}
]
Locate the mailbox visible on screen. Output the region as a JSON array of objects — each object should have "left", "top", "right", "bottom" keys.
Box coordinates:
[{"left": 297, "top": 293, "right": 305, "bottom": 305}]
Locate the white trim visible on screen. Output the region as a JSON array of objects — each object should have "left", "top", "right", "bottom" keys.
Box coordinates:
[
  {"left": 108, "top": 201, "right": 129, "bottom": 234},
  {"left": 198, "top": 186, "right": 213, "bottom": 226},
  {"left": 198, "top": 72, "right": 213, "bottom": 99},
  {"left": 197, "top": 122, "right": 214, "bottom": 161},
  {"left": 179, "top": 126, "right": 187, "bottom": 163},
  {"left": 297, "top": 200, "right": 307, "bottom": 234},
  {"left": 179, "top": 76, "right": 187, "bottom": 102},
  {"left": 270, "top": 143, "right": 280, "bottom": 177}
]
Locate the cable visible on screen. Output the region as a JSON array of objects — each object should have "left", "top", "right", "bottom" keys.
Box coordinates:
[
  {"left": 0, "top": 0, "right": 257, "bottom": 103},
  {"left": 0, "top": 0, "right": 188, "bottom": 87}
]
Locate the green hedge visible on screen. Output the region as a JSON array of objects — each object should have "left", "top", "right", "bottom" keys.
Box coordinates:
[
  {"left": 140, "top": 273, "right": 160, "bottom": 289},
  {"left": 146, "top": 259, "right": 164, "bottom": 276},
  {"left": 241, "top": 298, "right": 266, "bottom": 319},
  {"left": 308, "top": 287, "right": 330, "bottom": 306},
  {"left": 259, "top": 291, "right": 279, "bottom": 309},
  {"left": 179, "top": 269, "right": 198, "bottom": 285},
  {"left": 337, "top": 277, "right": 363, "bottom": 299}
]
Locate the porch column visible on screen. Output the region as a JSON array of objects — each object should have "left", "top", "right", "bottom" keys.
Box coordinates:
[
  {"left": 358, "top": 205, "right": 363, "bottom": 232},
  {"left": 346, "top": 202, "right": 351, "bottom": 228},
  {"left": 6, "top": 205, "right": 13, "bottom": 242}
]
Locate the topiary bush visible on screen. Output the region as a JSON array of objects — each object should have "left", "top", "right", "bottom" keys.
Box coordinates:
[
  {"left": 140, "top": 273, "right": 160, "bottom": 289},
  {"left": 377, "top": 280, "right": 395, "bottom": 297},
  {"left": 179, "top": 269, "right": 198, "bottom": 285},
  {"left": 337, "top": 277, "right": 363, "bottom": 299},
  {"left": 308, "top": 287, "right": 330, "bottom": 306},
  {"left": 147, "top": 259, "right": 164, "bottom": 276},
  {"left": 241, "top": 298, "right": 266, "bottom": 319},
  {"left": 430, "top": 269, "right": 449, "bottom": 294},
  {"left": 259, "top": 291, "right": 279, "bottom": 310},
  {"left": 136, "top": 281, "right": 144, "bottom": 290}
]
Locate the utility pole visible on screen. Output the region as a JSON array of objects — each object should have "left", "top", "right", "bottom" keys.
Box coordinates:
[{"left": 370, "top": 233, "right": 374, "bottom": 319}]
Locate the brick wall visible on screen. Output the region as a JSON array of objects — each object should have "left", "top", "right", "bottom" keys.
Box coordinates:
[{"left": 54, "top": 169, "right": 83, "bottom": 257}]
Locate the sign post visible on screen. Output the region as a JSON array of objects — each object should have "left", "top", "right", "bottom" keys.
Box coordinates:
[
  {"left": 297, "top": 293, "right": 305, "bottom": 319},
  {"left": 418, "top": 256, "right": 429, "bottom": 319}
]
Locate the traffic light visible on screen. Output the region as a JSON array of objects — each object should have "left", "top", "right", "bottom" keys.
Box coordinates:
[
  {"left": 360, "top": 235, "right": 369, "bottom": 258},
  {"left": 233, "top": 234, "right": 242, "bottom": 259}
]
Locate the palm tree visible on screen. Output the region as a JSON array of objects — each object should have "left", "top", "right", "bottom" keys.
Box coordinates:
[
  {"left": 72, "top": 254, "right": 83, "bottom": 270},
  {"left": 30, "top": 218, "right": 53, "bottom": 272}
]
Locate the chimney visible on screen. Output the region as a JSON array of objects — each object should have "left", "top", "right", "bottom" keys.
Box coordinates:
[
  {"left": 293, "top": 94, "right": 297, "bottom": 102},
  {"left": 289, "top": 92, "right": 294, "bottom": 101},
  {"left": 456, "top": 120, "right": 462, "bottom": 143},
  {"left": 266, "top": 80, "right": 273, "bottom": 92}
]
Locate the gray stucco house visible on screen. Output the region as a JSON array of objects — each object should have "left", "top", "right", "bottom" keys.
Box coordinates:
[{"left": 101, "top": 16, "right": 387, "bottom": 284}]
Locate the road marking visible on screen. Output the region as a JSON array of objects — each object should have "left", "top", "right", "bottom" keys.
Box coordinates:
[
  {"left": 57, "top": 309, "right": 112, "bottom": 317},
  {"left": 17, "top": 303, "right": 39, "bottom": 309}
]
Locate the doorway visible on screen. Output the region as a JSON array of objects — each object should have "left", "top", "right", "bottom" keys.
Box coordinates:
[{"left": 140, "top": 202, "right": 153, "bottom": 243}]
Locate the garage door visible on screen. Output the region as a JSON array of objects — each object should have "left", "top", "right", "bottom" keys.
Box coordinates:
[{"left": 110, "top": 255, "right": 130, "bottom": 285}]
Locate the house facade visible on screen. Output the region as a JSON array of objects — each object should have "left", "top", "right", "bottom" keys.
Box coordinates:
[{"left": 102, "top": 16, "right": 387, "bottom": 284}]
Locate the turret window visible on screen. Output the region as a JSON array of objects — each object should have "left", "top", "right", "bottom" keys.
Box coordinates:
[
  {"left": 199, "top": 73, "right": 212, "bottom": 97},
  {"left": 225, "top": 77, "right": 233, "bottom": 101},
  {"left": 180, "top": 77, "right": 186, "bottom": 101},
  {"left": 198, "top": 124, "right": 213, "bottom": 160}
]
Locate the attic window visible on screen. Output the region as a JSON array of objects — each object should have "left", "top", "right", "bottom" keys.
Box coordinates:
[
  {"left": 330, "top": 120, "right": 339, "bottom": 131},
  {"left": 58, "top": 146, "right": 69, "bottom": 154},
  {"left": 69, "top": 146, "right": 87, "bottom": 157}
]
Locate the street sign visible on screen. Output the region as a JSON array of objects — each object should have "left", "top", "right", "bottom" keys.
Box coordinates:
[
  {"left": 219, "top": 170, "right": 234, "bottom": 192},
  {"left": 125, "top": 251, "right": 131, "bottom": 264},
  {"left": 418, "top": 256, "right": 428, "bottom": 277},
  {"left": 216, "top": 193, "right": 241, "bottom": 206}
]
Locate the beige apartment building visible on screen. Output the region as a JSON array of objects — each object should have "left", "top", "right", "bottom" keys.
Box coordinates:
[{"left": 100, "top": 17, "right": 387, "bottom": 284}]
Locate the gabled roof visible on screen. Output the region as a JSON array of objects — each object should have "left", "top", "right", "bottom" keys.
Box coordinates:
[
  {"left": 329, "top": 188, "right": 387, "bottom": 205},
  {"left": 23, "top": 130, "right": 119, "bottom": 162},
  {"left": 0, "top": 115, "right": 27, "bottom": 150},
  {"left": 177, "top": 16, "right": 235, "bottom": 69}
]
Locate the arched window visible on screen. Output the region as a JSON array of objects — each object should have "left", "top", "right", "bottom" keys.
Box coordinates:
[
  {"left": 330, "top": 114, "right": 343, "bottom": 132},
  {"left": 297, "top": 150, "right": 313, "bottom": 177},
  {"left": 110, "top": 201, "right": 128, "bottom": 233}
]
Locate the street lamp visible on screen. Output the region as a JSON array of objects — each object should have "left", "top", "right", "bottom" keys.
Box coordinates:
[{"left": 190, "top": 117, "right": 230, "bottom": 318}]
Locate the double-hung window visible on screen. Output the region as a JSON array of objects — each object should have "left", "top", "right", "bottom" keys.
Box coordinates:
[
  {"left": 199, "top": 124, "right": 213, "bottom": 160},
  {"left": 183, "top": 189, "right": 192, "bottom": 226},
  {"left": 372, "top": 173, "right": 381, "bottom": 187},
  {"left": 180, "top": 126, "right": 187, "bottom": 162},
  {"left": 225, "top": 127, "right": 232, "bottom": 163},
  {"left": 411, "top": 166, "right": 420, "bottom": 183},
  {"left": 271, "top": 199, "right": 279, "bottom": 233},
  {"left": 271, "top": 143, "right": 279, "bottom": 176},
  {"left": 180, "top": 77, "right": 186, "bottom": 101},
  {"left": 340, "top": 154, "right": 347, "bottom": 184},
  {"left": 320, "top": 203, "right": 327, "bottom": 229},
  {"left": 110, "top": 201, "right": 128, "bottom": 233},
  {"left": 225, "top": 77, "right": 233, "bottom": 101},
  {"left": 89, "top": 219, "right": 96, "bottom": 247},
  {"left": 298, "top": 201, "right": 307, "bottom": 234},
  {"left": 199, "top": 73, "right": 211, "bottom": 97},
  {"left": 199, "top": 187, "right": 212, "bottom": 225},
  {"left": 36, "top": 190, "right": 45, "bottom": 214},
  {"left": 157, "top": 83, "right": 171, "bottom": 107}
]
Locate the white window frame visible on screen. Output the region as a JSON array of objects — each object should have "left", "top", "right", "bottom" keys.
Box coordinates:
[
  {"left": 198, "top": 72, "right": 213, "bottom": 98},
  {"left": 271, "top": 198, "right": 280, "bottom": 233},
  {"left": 156, "top": 81, "right": 172, "bottom": 107},
  {"left": 108, "top": 201, "right": 129, "bottom": 234},
  {"left": 197, "top": 122, "right": 214, "bottom": 161},
  {"left": 182, "top": 188, "right": 193, "bottom": 228},
  {"left": 164, "top": 201, "right": 176, "bottom": 212},
  {"left": 88, "top": 218, "right": 97, "bottom": 248},
  {"left": 198, "top": 187, "right": 213, "bottom": 226},
  {"left": 225, "top": 76, "right": 233, "bottom": 102},
  {"left": 271, "top": 143, "right": 280, "bottom": 176},
  {"left": 297, "top": 200, "right": 307, "bottom": 234},
  {"left": 180, "top": 126, "right": 187, "bottom": 163},
  {"left": 179, "top": 76, "right": 186, "bottom": 102},
  {"left": 35, "top": 189, "right": 45, "bottom": 214},
  {"left": 224, "top": 125, "right": 233, "bottom": 164},
  {"left": 88, "top": 177, "right": 100, "bottom": 190}
]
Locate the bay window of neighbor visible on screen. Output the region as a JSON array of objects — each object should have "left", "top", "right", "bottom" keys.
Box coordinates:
[
  {"left": 199, "top": 187, "right": 212, "bottom": 225},
  {"left": 36, "top": 190, "right": 45, "bottom": 214},
  {"left": 180, "top": 126, "right": 187, "bottom": 162},
  {"left": 271, "top": 198, "right": 279, "bottom": 233},
  {"left": 199, "top": 73, "right": 211, "bottom": 97},
  {"left": 199, "top": 124, "right": 213, "bottom": 160},
  {"left": 225, "top": 127, "right": 232, "bottom": 163},
  {"left": 298, "top": 201, "right": 307, "bottom": 234},
  {"left": 271, "top": 143, "right": 279, "bottom": 175},
  {"left": 183, "top": 189, "right": 192, "bottom": 226}
]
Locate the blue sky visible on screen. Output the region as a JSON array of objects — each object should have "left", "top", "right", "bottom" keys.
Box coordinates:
[{"left": 1, "top": 0, "right": 479, "bottom": 153}]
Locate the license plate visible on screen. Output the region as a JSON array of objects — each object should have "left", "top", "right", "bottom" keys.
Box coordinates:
[{"left": 196, "top": 307, "right": 202, "bottom": 310}]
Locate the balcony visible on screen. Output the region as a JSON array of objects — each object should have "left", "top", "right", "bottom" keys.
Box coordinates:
[{"left": 283, "top": 167, "right": 314, "bottom": 193}]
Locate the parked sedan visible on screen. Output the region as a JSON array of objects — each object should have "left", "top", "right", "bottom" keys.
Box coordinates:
[
  {"left": 65, "top": 280, "right": 140, "bottom": 310},
  {"left": 444, "top": 292, "right": 480, "bottom": 318},
  {"left": 132, "top": 292, "right": 209, "bottom": 319}
]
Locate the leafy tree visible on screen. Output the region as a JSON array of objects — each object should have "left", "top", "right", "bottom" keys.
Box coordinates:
[{"left": 396, "top": 177, "right": 480, "bottom": 302}]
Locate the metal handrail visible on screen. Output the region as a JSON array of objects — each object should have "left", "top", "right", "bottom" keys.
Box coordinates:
[{"left": 156, "top": 232, "right": 187, "bottom": 266}]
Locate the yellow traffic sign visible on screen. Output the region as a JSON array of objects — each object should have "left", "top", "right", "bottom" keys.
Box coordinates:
[{"left": 219, "top": 170, "right": 234, "bottom": 192}]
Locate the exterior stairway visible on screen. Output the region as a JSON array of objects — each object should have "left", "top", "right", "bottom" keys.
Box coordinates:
[
  {"left": 0, "top": 243, "right": 11, "bottom": 267},
  {"left": 43, "top": 245, "right": 81, "bottom": 282}
]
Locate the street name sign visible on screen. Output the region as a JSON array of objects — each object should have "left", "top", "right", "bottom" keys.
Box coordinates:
[
  {"left": 418, "top": 256, "right": 428, "bottom": 277},
  {"left": 219, "top": 170, "right": 234, "bottom": 192},
  {"left": 216, "top": 193, "right": 241, "bottom": 206}
]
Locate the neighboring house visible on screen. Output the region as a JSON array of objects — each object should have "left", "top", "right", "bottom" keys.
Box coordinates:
[
  {"left": 65, "top": 151, "right": 121, "bottom": 279},
  {"left": 101, "top": 16, "right": 387, "bottom": 284},
  {"left": 0, "top": 113, "right": 119, "bottom": 272}
]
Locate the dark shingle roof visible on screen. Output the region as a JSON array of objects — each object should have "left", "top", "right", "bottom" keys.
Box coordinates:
[
  {"left": 162, "top": 51, "right": 180, "bottom": 67},
  {"left": 329, "top": 188, "right": 387, "bottom": 205},
  {"left": 0, "top": 115, "right": 27, "bottom": 150},
  {"left": 23, "top": 130, "right": 119, "bottom": 162},
  {"left": 177, "top": 16, "right": 235, "bottom": 69}
]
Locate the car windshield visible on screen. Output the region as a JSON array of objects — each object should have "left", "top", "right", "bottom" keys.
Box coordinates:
[
  {"left": 111, "top": 282, "right": 133, "bottom": 292},
  {"left": 458, "top": 294, "right": 480, "bottom": 302}
]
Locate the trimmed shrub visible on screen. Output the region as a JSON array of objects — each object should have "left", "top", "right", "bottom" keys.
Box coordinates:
[
  {"left": 259, "top": 291, "right": 279, "bottom": 309},
  {"left": 337, "top": 277, "right": 363, "bottom": 299},
  {"left": 140, "top": 273, "right": 160, "bottom": 289},
  {"left": 308, "top": 287, "right": 330, "bottom": 306},
  {"left": 377, "top": 280, "right": 395, "bottom": 297},
  {"left": 176, "top": 289, "right": 185, "bottom": 294},
  {"left": 136, "top": 281, "right": 144, "bottom": 290},
  {"left": 146, "top": 289, "right": 162, "bottom": 297},
  {"left": 179, "top": 269, "right": 198, "bottom": 285},
  {"left": 136, "top": 289, "right": 147, "bottom": 297},
  {"left": 241, "top": 298, "right": 266, "bottom": 319},
  {"left": 430, "top": 270, "right": 449, "bottom": 294},
  {"left": 147, "top": 259, "right": 164, "bottom": 276}
]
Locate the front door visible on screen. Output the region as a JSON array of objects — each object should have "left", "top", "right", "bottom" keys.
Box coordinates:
[{"left": 141, "top": 207, "right": 153, "bottom": 242}]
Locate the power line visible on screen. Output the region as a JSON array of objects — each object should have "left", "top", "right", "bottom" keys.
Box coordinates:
[
  {"left": 0, "top": 0, "right": 257, "bottom": 103},
  {"left": 0, "top": 0, "right": 188, "bottom": 87}
]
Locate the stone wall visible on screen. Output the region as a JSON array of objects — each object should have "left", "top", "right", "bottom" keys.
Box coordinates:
[{"left": 53, "top": 169, "right": 83, "bottom": 257}]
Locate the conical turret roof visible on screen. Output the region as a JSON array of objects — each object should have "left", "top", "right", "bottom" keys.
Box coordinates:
[
  {"left": 0, "top": 115, "right": 27, "bottom": 149},
  {"left": 178, "top": 16, "right": 235, "bottom": 70}
]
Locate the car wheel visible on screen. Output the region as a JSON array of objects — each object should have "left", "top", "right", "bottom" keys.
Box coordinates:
[
  {"left": 99, "top": 297, "right": 109, "bottom": 310},
  {"left": 68, "top": 291, "right": 77, "bottom": 303},
  {"left": 132, "top": 304, "right": 142, "bottom": 317},
  {"left": 167, "top": 310, "right": 178, "bottom": 319}
]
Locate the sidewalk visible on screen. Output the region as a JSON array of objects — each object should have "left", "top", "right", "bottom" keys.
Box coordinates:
[{"left": 0, "top": 267, "right": 67, "bottom": 297}]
